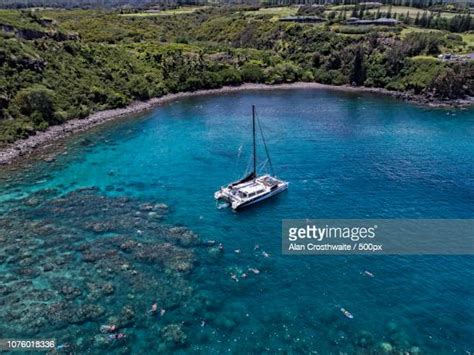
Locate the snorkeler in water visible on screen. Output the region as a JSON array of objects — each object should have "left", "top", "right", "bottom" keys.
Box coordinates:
[
  {"left": 148, "top": 303, "right": 166, "bottom": 316},
  {"left": 108, "top": 333, "right": 126, "bottom": 341},
  {"left": 100, "top": 324, "right": 117, "bottom": 333},
  {"left": 248, "top": 268, "right": 260, "bottom": 274},
  {"left": 364, "top": 270, "right": 375, "bottom": 278},
  {"left": 148, "top": 302, "right": 158, "bottom": 314},
  {"left": 340, "top": 307, "right": 354, "bottom": 319},
  {"left": 55, "top": 343, "right": 71, "bottom": 351}
]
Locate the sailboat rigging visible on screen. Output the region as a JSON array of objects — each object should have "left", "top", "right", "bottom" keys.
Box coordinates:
[{"left": 214, "top": 105, "right": 288, "bottom": 210}]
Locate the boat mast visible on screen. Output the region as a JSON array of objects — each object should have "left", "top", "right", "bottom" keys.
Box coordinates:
[{"left": 252, "top": 105, "right": 256, "bottom": 179}]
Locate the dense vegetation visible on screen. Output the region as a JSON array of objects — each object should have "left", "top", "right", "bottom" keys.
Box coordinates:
[{"left": 0, "top": 7, "right": 473, "bottom": 146}]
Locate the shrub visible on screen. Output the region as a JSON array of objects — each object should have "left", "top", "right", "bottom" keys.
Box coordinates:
[
  {"left": 446, "top": 33, "right": 462, "bottom": 42},
  {"left": 429, "top": 63, "right": 473, "bottom": 99},
  {"left": 336, "top": 25, "right": 373, "bottom": 35},
  {"left": 106, "top": 92, "right": 129, "bottom": 108},
  {"left": 240, "top": 63, "right": 264, "bottom": 83},
  {"left": 403, "top": 32, "right": 445, "bottom": 56},
  {"left": 13, "top": 85, "right": 57, "bottom": 125},
  {"left": 219, "top": 68, "right": 242, "bottom": 85}
]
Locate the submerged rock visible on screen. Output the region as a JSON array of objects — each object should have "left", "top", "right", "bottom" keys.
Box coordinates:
[
  {"left": 167, "top": 227, "right": 198, "bottom": 247},
  {"left": 60, "top": 285, "right": 82, "bottom": 300},
  {"left": 356, "top": 330, "right": 374, "bottom": 348},
  {"left": 377, "top": 342, "right": 394, "bottom": 353},
  {"left": 87, "top": 222, "right": 112, "bottom": 234},
  {"left": 208, "top": 246, "right": 224, "bottom": 260},
  {"left": 102, "top": 282, "right": 115, "bottom": 295},
  {"left": 154, "top": 203, "right": 168, "bottom": 210},
  {"left": 160, "top": 324, "right": 187, "bottom": 347}
]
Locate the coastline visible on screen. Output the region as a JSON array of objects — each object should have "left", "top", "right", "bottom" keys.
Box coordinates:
[{"left": 0, "top": 82, "right": 472, "bottom": 166}]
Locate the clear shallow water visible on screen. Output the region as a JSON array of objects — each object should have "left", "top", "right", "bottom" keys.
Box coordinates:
[{"left": 1, "top": 89, "right": 473, "bottom": 354}]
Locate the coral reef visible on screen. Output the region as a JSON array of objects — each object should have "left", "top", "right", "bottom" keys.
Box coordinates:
[{"left": 0, "top": 188, "right": 217, "bottom": 352}]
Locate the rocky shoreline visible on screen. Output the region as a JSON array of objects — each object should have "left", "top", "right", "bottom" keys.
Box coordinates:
[{"left": 0, "top": 82, "right": 472, "bottom": 166}]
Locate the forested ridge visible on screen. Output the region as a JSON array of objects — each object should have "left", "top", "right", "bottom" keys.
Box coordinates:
[{"left": 0, "top": 7, "right": 473, "bottom": 146}]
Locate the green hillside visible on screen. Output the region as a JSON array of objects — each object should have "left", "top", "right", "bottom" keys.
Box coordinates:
[{"left": 0, "top": 7, "right": 473, "bottom": 146}]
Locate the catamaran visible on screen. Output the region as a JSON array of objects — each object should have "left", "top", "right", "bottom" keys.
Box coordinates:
[{"left": 214, "top": 105, "right": 288, "bottom": 210}]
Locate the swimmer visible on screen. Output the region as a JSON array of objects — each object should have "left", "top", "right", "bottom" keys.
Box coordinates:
[
  {"left": 108, "top": 333, "right": 126, "bottom": 341},
  {"left": 364, "top": 270, "right": 375, "bottom": 277},
  {"left": 100, "top": 324, "right": 117, "bottom": 333},
  {"left": 254, "top": 244, "right": 260, "bottom": 251},
  {"left": 231, "top": 274, "right": 239, "bottom": 282},
  {"left": 55, "top": 344, "right": 70, "bottom": 351},
  {"left": 340, "top": 308, "right": 354, "bottom": 319},
  {"left": 148, "top": 303, "right": 158, "bottom": 314},
  {"left": 262, "top": 251, "right": 270, "bottom": 258},
  {"left": 201, "top": 320, "right": 206, "bottom": 327}
]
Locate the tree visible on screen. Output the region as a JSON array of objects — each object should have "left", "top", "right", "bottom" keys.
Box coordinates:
[
  {"left": 350, "top": 45, "right": 366, "bottom": 86},
  {"left": 351, "top": 6, "right": 358, "bottom": 18},
  {"left": 13, "top": 85, "right": 57, "bottom": 126},
  {"left": 414, "top": 12, "right": 420, "bottom": 25},
  {"left": 404, "top": 11, "right": 411, "bottom": 25},
  {"left": 419, "top": 11, "right": 428, "bottom": 27},
  {"left": 429, "top": 66, "right": 467, "bottom": 99},
  {"left": 358, "top": 5, "right": 365, "bottom": 19},
  {"left": 240, "top": 63, "right": 264, "bottom": 83}
]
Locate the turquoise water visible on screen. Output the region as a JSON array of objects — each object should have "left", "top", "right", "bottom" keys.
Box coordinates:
[{"left": 1, "top": 89, "right": 473, "bottom": 353}]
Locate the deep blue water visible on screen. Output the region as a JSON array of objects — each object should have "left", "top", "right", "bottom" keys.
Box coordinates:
[{"left": 1, "top": 89, "right": 473, "bottom": 354}]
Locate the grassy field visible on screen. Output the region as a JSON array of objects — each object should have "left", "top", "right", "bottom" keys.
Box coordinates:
[
  {"left": 402, "top": 26, "right": 474, "bottom": 53},
  {"left": 401, "top": 26, "right": 445, "bottom": 37},
  {"left": 0, "top": 9, "right": 44, "bottom": 29},
  {"left": 411, "top": 54, "right": 440, "bottom": 60},
  {"left": 368, "top": 5, "right": 456, "bottom": 18},
  {"left": 120, "top": 6, "right": 204, "bottom": 17},
  {"left": 462, "top": 32, "right": 474, "bottom": 48},
  {"left": 243, "top": 6, "right": 298, "bottom": 20}
]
